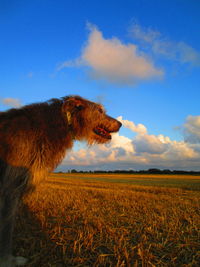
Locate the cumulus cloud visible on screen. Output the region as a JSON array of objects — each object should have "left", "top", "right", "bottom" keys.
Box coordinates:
[
  {"left": 117, "top": 116, "right": 147, "bottom": 134},
  {"left": 133, "top": 134, "right": 170, "bottom": 154},
  {"left": 59, "top": 116, "right": 200, "bottom": 171},
  {"left": 0, "top": 97, "right": 22, "bottom": 108},
  {"left": 130, "top": 23, "right": 200, "bottom": 66},
  {"left": 164, "top": 141, "right": 198, "bottom": 160},
  {"left": 109, "top": 132, "right": 135, "bottom": 153},
  {"left": 183, "top": 115, "right": 200, "bottom": 143},
  {"left": 57, "top": 24, "right": 163, "bottom": 85},
  {"left": 62, "top": 132, "right": 135, "bottom": 168}
]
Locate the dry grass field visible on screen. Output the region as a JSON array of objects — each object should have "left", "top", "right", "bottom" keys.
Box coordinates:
[{"left": 14, "top": 173, "right": 200, "bottom": 266}]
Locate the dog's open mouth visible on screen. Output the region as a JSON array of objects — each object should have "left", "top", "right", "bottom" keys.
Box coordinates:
[{"left": 93, "top": 126, "right": 111, "bottom": 139}]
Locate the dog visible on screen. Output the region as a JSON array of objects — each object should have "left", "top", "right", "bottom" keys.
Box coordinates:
[{"left": 0, "top": 95, "right": 121, "bottom": 266}]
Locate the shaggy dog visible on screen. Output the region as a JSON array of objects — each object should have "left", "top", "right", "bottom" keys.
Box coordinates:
[{"left": 0, "top": 95, "right": 121, "bottom": 266}]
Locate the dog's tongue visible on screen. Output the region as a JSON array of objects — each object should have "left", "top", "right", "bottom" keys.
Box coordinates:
[
  {"left": 94, "top": 127, "right": 111, "bottom": 139},
  {"left": 97, "top": 127, "right": 107, "bottom": 135}
]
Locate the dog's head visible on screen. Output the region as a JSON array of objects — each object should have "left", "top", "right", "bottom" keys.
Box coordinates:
[{"left": 62, "top": 96, "right": 122, "bottom": 144}]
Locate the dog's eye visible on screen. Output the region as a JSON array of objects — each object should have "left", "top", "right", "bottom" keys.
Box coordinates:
[
  {"left": 99, "top": 107, "right": 104, "bottom": 114},
  {"left": 76, "top": 104, "right": 84, "bottom": 111}
]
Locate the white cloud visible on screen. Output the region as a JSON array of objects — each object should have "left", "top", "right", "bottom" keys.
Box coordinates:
[
  {"left": 130, "top": 23, "right": 200, "bottom": 66},
  {"left": 164, "top": 141, "right": 198, "bottom": 160},
  {"left": 63, "top": 132, "right": 134, "bottom": 167},
  {"left": 130, "top": 24, "right": 161, "bottom": 45},
  {"left": 0, "top": 97, "right": 22, "bottom": 108},
  {"left": 117, "top": 115, "right": 147, "bottom": 134},
  {"left": 183, "top": 115, "right": 200, "bottom": 143},
  {"left": 133, "top": 134, "right": 170, "bottom": 154},
  {"left": 109, "top": 133, "right": 134, "bottom": 153},
  {"left": 59, "top": 116, "right": 200, "bottom": 171},
  {"left": 57, "top": 24, "right": 163, "bottom": 85}
]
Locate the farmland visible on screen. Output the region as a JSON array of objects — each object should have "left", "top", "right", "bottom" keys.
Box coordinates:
[{"left": 14, "top": 173, "right": 200, "bottom": 266}]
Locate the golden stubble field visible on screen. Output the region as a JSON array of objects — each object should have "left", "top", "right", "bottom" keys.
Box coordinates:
[{"left": 14, "top": 173, "right": 200, "bottom": 266}]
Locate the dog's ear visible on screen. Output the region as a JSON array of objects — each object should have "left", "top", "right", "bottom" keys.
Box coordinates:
[{"left": 62, "top": 98, "right": 85, "bottom": 125}]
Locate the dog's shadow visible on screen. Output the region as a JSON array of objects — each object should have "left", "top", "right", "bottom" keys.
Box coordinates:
[{"left": 13, "top": 203, "right": 65, "bottom": 267}]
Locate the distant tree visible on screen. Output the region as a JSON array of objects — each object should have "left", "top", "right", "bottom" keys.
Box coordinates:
[
  {"left": 148, "top": 168, "right": 162, "bottom": 174},
  {"left": 162, "top": 169, "right": 172, "bottom": 174},
  {"left": 173, "top": 170, "right": 186, "bottom": 174}
]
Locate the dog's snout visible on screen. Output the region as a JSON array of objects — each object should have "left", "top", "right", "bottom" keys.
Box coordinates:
[
  {"left": 104, "top": 115, "right": 122, "bottom": 132},
  {"left": 118, "top": 121, "right": 122, "bottom": 129}
]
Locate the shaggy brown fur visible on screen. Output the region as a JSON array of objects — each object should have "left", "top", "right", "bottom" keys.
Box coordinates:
[{"left": 0, "top": 95, "right": 121, "bottom": 266}]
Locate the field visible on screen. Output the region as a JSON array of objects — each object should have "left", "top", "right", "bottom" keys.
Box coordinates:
[{"left": 14, "top": 173, "right": 200, "bottom": 266}]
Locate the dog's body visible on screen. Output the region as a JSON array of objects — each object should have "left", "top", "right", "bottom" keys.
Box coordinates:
[{"left": 0, "top": 95, "right": 121, "bottom": 266}]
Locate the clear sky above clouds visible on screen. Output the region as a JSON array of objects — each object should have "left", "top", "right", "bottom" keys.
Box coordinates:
[{"left": 1, "top": 0, "right": 200, "bottom": 170}]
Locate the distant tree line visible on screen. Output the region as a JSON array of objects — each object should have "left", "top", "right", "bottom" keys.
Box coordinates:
[{"left": 57, "top": 168, "right": 200, "bottom": 175}]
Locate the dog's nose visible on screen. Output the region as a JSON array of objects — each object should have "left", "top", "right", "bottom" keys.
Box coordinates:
[{"left": 118, "top": 121, "right": 122, "bottom": 129}]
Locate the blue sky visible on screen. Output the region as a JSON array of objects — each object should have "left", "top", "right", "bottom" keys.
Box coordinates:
[{"left": 1, "top": 0, "right": 200, "bottom": 170}]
